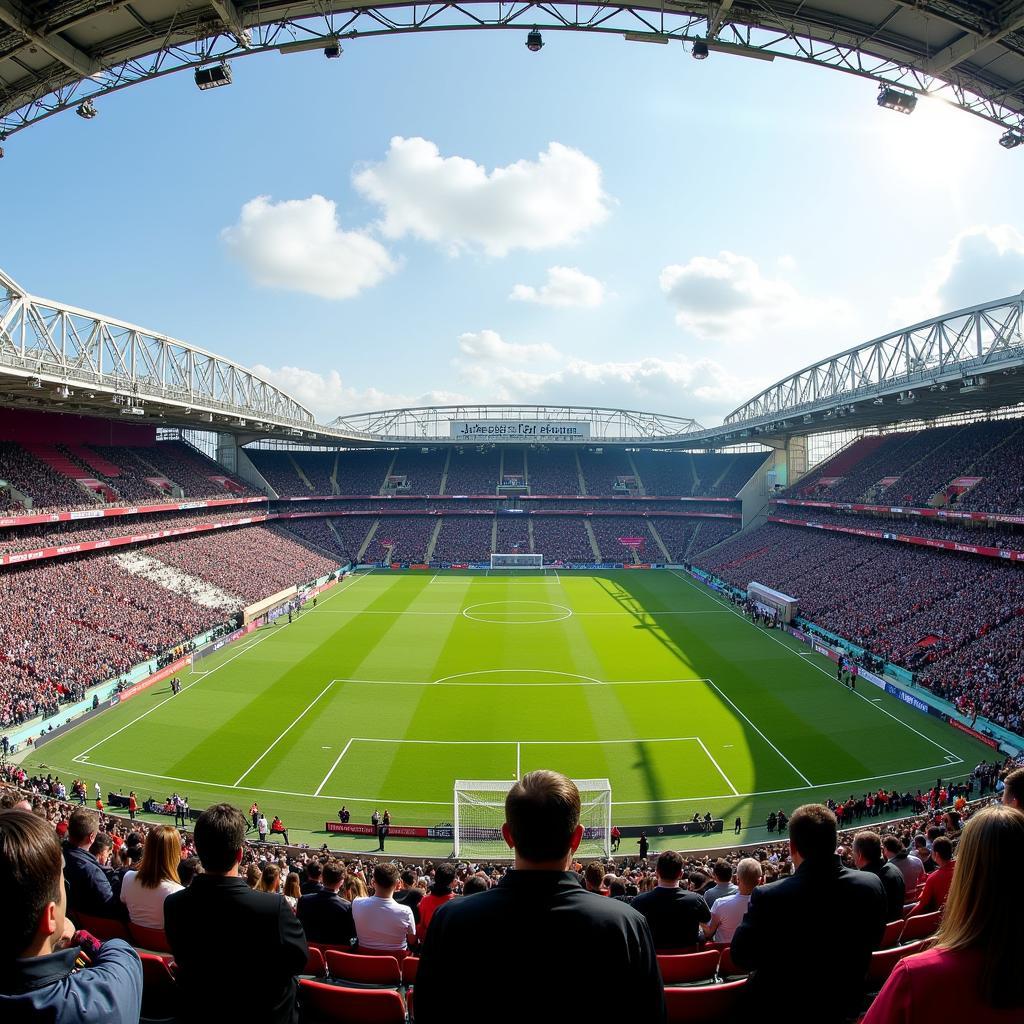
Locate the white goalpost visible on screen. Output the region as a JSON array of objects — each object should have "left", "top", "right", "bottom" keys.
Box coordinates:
[
  {"left": 489, "top": 553, "right": 545, "bottom": 571},
  {"left": 453, "top": 778, "right": 612, "bottom": 859}
]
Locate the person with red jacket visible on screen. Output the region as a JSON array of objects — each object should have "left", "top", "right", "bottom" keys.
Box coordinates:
[
  {"left": 907, "top": 835, "right": 954, "bottom": 916},
  {"left": 864, "top": 805, "right": 1023, "bottom": 1024},
  {"left": 417, "top": 863, "right": 457, "bottom": 946}
]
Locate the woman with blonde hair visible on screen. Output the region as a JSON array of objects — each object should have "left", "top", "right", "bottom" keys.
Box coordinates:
[
  {"left": 865, "top": 804, "right": 1024, "bottom": 1023},
  {"left": 283, "top": 871, "right": 302, "bottom": 911},
  {"left": 119, "top": 824, "right": 183, "bottom": 928},
  {"left": 255, "top": 862, "right": 282, "bottom": 894},
  {"left": 343, "top": 874, "right": 368, "bottom": 901}
]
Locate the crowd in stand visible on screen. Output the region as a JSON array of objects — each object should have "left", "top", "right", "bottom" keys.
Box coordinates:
[
  {"left": 2, "top": 763, "right": 1022, "bottom": 1024},
  {"left": 531, "top": 517, "right": 596, "bottom": 562},
  {"left": 0, "top": 506, "right": 269, "bottom": 556},
  {"left": 0, "top": 441, "right": 99, "bottom": 513},
  {"left": 773, "top": 507, "right": 1024, "bottom": 551},
  {"left": 697, "top": 522, "right": 1024, "bottom": 725},
  {"left": 143, "top": 526, "right": 338, "bottom": 604},
  {"left": 276, "top": 519, "right": 349, "bottom": 561},
  {"left": 431, "top": 516, "right": 492, "bottom": 563},
  {"left": 578, "top": 448, "right": 635, "bottom": 496},
  {"left": 525, "top": 447, "right": 581, "bottom": 493},
  {"left": 442, "top": 450, "right": 501, "bottom": 494}
]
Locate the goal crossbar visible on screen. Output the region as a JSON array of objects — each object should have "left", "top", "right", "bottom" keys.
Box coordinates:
[
  {"left": 490, "top": 553, "right": 544, "bottom": 568},
  {"left": 453, "top": 778, "right": 611, "bottom": 859}
]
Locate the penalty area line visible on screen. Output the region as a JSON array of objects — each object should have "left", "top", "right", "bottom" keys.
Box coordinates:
[{"left": 314, "top": 738, "right": 355, "bottom": 797}]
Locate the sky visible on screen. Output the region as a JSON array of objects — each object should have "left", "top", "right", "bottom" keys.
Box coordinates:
[{"left": 2, "top": 29, "right": 1023, "bottom": 427}]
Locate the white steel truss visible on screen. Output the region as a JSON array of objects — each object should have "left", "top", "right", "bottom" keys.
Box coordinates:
[
  {"left": 333, "top": 404, "right": 702, "bottom": 442},
  {"left": 0, "top": 267, "right": 315, "bottom": 428},
  {"left": 1, "top": 2, "right": 1023, "bottom": 141},
  {"left": 720, "top": 292, "right": 1024, "bottom": 429}
]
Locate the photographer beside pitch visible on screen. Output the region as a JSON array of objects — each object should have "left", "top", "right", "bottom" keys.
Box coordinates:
[{"left": 414, "top": 770, "right": 665, "bottom": 1023}]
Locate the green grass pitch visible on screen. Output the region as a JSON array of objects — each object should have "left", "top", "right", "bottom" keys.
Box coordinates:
[{"left": 25, "top": 569, "right": 992, "bottom": 855}]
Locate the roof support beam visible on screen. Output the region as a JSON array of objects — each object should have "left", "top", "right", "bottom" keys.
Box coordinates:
[
  {"left": 209, "top": 0, "right": 250, "bottom": 46},
  {"left": 707, "top": 0, "right": 734, "bottom": 41},
  {"left": 0, "top": 0, "right": 99, "bottom": 78},
  {"left": 924, "top": 3, "right": 1024, "bottom": 76}
]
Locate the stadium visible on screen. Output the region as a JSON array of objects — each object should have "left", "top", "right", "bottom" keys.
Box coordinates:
[{"left": 2, "top": 3, "right": 1024, "bottom": 1023}]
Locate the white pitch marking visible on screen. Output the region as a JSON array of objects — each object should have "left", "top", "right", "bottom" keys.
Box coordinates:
[
  {"left": 314, "top": 737, "right": 355, "bottom": 797},
  {"left": 669, "top": 569, "right": 962, "bottom": 761},
  {"left": 696, "top": 737, "right": 739, "bottom": 796},
  {"left": 233, "top": 679, "right": 338, "bottom": 787}
]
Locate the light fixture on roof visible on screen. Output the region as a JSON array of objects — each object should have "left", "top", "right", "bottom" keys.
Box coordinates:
[
  {"left": 323, "top": 41, "right": 342, "bottom": 59},
  {"left": 877, "top": 85, "right": 917, "bottom": 114},
  {"left": 897, "top": 391, "right": 916, "bottom": 404},
  {"left": 526, "top": 29, "right": 544, "bottom": 52},
  {"left": 76, "top": 99, "right": 98, "bottom": 119},
  {"left": 999, "top": 129, "right": 1024, "bottom": 150},
  {"left": 194, "top": 63, "right": 233, "bottom": 90},
  {"left": 691, "top": 38, "right": 709, "bottom": 59}
]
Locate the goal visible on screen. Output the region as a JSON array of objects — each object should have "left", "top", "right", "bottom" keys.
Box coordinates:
[
  {"left": 453, "top": 778, "right": 612, "bottom": 859},
  {"left": 490, "top": 553, "right": 544, "bottom": 569}
]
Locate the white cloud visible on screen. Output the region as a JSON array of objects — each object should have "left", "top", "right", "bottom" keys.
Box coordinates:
[
  {"left": 251, "top": 363, "right": 463, "bottom": 420},
  {"left": 890, "top": 225, "right": 1024, "bottom": 326},
  {"left": 222, "top": 195, "right": 397, "bottom": 300},
  {"left": 659, "top": 251, "right": 829, "bottom": 341},
  {"left": 353, "top": 137, "right": 610, "bottom": 256},
  {"left": 457, "top": 329, "right": 559, "bottom": 365},
  {"left": 510, "top": 266, "right": 606, "bottom": 308}
]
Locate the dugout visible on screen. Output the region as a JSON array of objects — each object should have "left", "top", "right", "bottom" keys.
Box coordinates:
[{"left": 747, "top": 582, "right": 799, "bottom": 624}]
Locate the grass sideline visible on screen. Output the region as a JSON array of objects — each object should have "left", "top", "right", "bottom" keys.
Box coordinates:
[{"left": 25, "top": 569, "right": 992, "bottom": 855}]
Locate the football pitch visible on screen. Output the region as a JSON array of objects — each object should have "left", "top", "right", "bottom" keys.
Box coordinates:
[{"left": 26, "top": 568, "right": 992, "bottom": 855}]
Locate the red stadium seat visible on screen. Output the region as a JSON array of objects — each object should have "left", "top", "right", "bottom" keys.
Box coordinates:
[
  {"left": 302, "top": 946, "right": 327, "bottom": 979},
  {"left": 658, "top": 949, "right": 721, "bottom": 985},
  {"left": 401, "top": 955, "right": 419, "bottom": 987},
  {"left": 129, "top": 922, "right": 172, "bottom": 954},
  {"left": 717, "top": 946, "right": 748, "bottom": 979},
  {"left": 73, "top": 912, "right": 132, "bottom": 943},
  {"left": 664, "top": 979, "right": 747, "bottom": 1023},
  {"left": 866, "top": 940, "right": 924, "bottom": 991},
  {"left": 325, "top": 949, "right": 402, "bottom": 988},
  {"left": 900, "top": 910, "right": 942, "bottom": 943},
  {"left": 879, "top": 919, "right": 905, "bottom": 949},
  {"left": 299, "top": 980, "right": 406, "bottom": 1024},
  {"left": 138, "top": 951, "right": 177, "bottom": 1021}
]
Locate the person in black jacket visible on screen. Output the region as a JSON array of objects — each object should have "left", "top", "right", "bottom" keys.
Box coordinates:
[
  {"left": 731, "top": 803, "right": 887, "bottom": 1024},
  {"left": 62, "top": 809, "right": 125, "bottom": 920},
  {"left": 852, "top": 830, "right": 906, "bottom": 923},
  {"left": 631, "top": 850, "right": 711, "bottom": 950},
  {"left": 164, "top": 804, "right": 308, "bottom": 1024},
  {"left": 296, "top": 860, "right": 355, "bottom": 946},
  {"left": 415, "top": 770, "right": 665, "bottom": 1024},
  {"left": 299, "top": 860, "right": 322, "bottom": 896}
]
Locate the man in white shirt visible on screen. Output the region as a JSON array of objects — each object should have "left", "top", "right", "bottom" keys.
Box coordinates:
[
  {"left": 701, "top": 857, "right": 761, "bottom": 944},
  {"left": 352, "top": 863, "right": 416, "bottom": 952}
]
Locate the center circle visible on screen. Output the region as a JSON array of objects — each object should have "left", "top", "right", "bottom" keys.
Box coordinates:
[{"left": 462, "top": 600, "right": 572, "bottom": 625}]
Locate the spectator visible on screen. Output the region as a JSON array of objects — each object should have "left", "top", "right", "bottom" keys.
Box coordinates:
[
  {"left": 631, "top": 849, "right": 711, "bottom": 950},
  {"left": 394, "top": 868, "right": 423, "bottom": 924},
  {"left": 283, "top": 873, "right": 301, "bottom": 912},
  {"left": 414, "top": 770, "right": 665, "bottom": 1023},
  {"left": 701, "top": 857, "right": 762, "bottom": 944},
  {"left": 907, "top": 835, "right": 955, "bottom": 916},
  {"left": 853, "top": 831, "right": 906, "bottom": 922},
  {"left": 351, "top": 863, "right": 416, "bottom": 954},
  {"left": 0, "top": 810, "right": 143, "bottom": 1024},
  {"left": 164, "top": 803, "right": 307, "bottom": 1024},
  {"left": 864, "top": 805, "right": 1024, "bottom": 1023},
  {"left": 731, "top": 803, "right": 887, "bottom": 1024},
  {"left": 882, "top": 836, "right": 925, "bottom": 891},
  {"left": 63, "top": 809, "right": 124, "bottom": 920},
  {"left": 300, "top": 860, "right": 322, "bottom": 896},
  {"left": 1002, "top": 766, "right": 1024, "bottom": 810},
  {"left": 256, "top": 863, "right": 282, "bottom": 895},
  {"left": 297, "top": 860, "right": 355, "bottom": 946},
  {"left": 417, "top": 862, "right": 457, "bottom": 944},
  {"left": 119, "top": 824, "right": 183, "bottom": 929},
  {"left": 702, "top": 858, "right": 739, "bottom": 908}
]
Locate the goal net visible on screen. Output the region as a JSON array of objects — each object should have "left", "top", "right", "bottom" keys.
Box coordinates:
[
  {"left": 454, "top": 778, "right": 612, "bottom": 859},
  {"left": 490, "top": 553, "right": 544, "bottom": 570}
]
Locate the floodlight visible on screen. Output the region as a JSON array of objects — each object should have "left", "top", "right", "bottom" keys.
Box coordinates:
[
  {"left": 526, "top": 29, "right": 543, "bottom": 52},
  {"left": 324, "top": 41, "right": 342, "bottom": 59},
  {"left": 877, "top": 85, "right": 917, "bottom": 114},
  {"left": 76, "top": 99, "right": 97, "bottom": 119},
  {"left": 692, "top": 38, "right": 709, "bottom": 59},
  {"left": 999, "top": 129, "right": 1024, "bottom": 149},
  {"left": 195, "top": 63, "right": 233, "bottom": 90}
]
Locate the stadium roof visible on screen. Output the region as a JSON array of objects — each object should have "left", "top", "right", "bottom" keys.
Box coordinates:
[
  {"left": 2, "top": 2, "right": 1024, "bottom": 141},
  {"left": 3, "top": 264, "right": 1024, "bottom": 449}
]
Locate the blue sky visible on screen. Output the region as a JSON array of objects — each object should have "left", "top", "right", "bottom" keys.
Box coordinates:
[{"left": 2, "top": 30, "right": 1023, "bottom": 425}]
